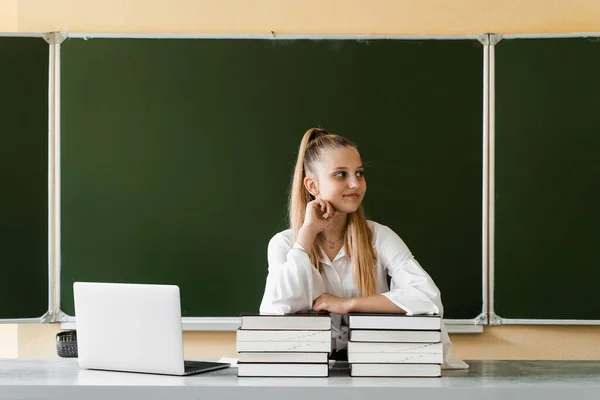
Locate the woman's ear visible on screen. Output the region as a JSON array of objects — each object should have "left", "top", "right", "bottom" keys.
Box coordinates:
[{"left": 304, "top": 176, "right": 318, "bottom": 198}]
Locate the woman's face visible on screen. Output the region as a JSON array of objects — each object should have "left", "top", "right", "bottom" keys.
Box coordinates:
[{"left": 308, "top": 146, "right": 366, "bottom": 214}]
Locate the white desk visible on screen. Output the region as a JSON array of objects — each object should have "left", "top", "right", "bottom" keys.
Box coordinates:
[{"left": 1, "top": 359, "right": 600, "bottom": 400}]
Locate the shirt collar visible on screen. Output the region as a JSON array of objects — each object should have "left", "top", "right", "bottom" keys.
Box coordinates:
[{"left": 319, "top": 246, "right": 347, "bottom": 265}]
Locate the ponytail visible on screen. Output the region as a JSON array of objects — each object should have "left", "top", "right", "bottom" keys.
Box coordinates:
[{"left": 289, "top": 128, "right": 327, "bottom": 273}]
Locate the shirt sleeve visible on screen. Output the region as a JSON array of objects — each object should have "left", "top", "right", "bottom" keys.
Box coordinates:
[
  {"left": 377, "top": 224, "right": 443, "bottom": 316},
  {"left": 258, "top": 233, "right": 326, "bottom": 314}
]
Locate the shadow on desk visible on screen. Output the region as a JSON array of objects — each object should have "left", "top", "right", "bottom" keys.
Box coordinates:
[
  {"left": 74, "top": 360, "right": 600, "bottom": 383},
  {"left": 443, "top": 360, "right": 600, "bottom": 380}
]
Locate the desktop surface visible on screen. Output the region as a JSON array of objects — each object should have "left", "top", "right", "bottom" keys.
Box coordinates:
[{"left": 1, "top": 359, "right": 599, "bottom": 400}]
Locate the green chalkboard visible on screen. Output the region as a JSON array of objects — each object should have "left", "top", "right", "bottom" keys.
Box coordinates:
[
  {"left": 60, "top": 38, "right": 483, "bottom": 319},
  {"left": 495, "top": 37, "right": 600, "bottom": 320},
  {"left": 0, "top": 37, "right": 48, "bottom": 319}
]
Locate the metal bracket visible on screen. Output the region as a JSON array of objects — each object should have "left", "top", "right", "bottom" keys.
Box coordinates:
[
  {"left": 41, "top": 310, "right": 54, "bottom": 323},
  {"left": 478, "top": 33, "right": 503, "bottom": 46},
  {"left": 475, "top": 312, "right": 489, "bottom": 325},
  {"left": 474, "top": 312, "right": 503, "bottom": 325},
  {"left": 56, "top": 310, "right": 70, "bottom": 322},
  {"left": 477, "top": 33, "right": 490, "bottom": 46},
  {"left": 488, "top": 312, "right": 503, "bottom": 326},
  {"left": 489, "top": 33, "right": 503, "bottom": 46},
  {"left": 41, "top": 309, "right": 69, "bottom": 323},
  {"left": 43, "top": 32, "right": 67, "bottom": 45}
]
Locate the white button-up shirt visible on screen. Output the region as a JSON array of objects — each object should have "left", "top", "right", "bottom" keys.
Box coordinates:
[{"left": 259, "top": 220, "right": 453, "bottom": 367}]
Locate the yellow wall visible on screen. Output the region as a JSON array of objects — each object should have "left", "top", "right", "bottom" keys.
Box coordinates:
[
  {"left": 7, "top": 324, "right": 600, "bottom": 360},
  {"left": 183, "top": 327, "right": 600, "bottom": 360},
  {"left": 17, "top": 324, "right": 62, "bottom": 358},
  {"left": 2, "top": 0, "right": 600, "bottom": 361},
  {"left": 0, "top": 0, "right": 17, "bottom": 31},
  {"left": 0, "top": 325, "right": 17, "bottom": 358},
  {"left": 10, "top": 0, "right": 600, "bottom": 35}
]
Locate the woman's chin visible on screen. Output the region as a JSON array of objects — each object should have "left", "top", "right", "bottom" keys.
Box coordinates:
[{"left": 336, "top": 204, "right": 362, "bottom": 214}]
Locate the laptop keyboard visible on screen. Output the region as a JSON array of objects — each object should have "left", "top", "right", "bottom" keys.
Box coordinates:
[
  {"left": 184, "top": 360, "right": 228, "bottom": 373},
  {"left": 185, "top": 361, "right": 209, "bottom": 372}
]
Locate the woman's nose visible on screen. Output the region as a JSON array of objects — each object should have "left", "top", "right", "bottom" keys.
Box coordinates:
[{"left": 348, "top": 178, "right": 358, "bottom": 189}]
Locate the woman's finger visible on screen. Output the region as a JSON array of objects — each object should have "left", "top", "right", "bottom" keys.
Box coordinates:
[
  {"left": 316, "top": 198, "right": 329, "bottom": 219},
  {"left": 312, "top": 200, "right": 324, "bottom": 217},
  {"left": 326, "top": 201, "right": 334, "bottom": 218},
  {"left": 321, "top": 201, "right": 332, "bottom": 220}
]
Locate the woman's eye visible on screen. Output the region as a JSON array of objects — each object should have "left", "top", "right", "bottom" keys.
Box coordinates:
[{"left": 335, "top": 171, "right": 364, "bottom": 178}]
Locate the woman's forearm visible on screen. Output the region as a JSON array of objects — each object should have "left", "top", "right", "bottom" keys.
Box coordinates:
[
  {"left": 296, "top": 226, "right": 318, "bottom": 253},
  {"left": 347, "top": 294, "right": 406, "bottom": 313}
]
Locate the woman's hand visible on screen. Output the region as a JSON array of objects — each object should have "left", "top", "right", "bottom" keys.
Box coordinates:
[
  {"left": 295, "top": 197, "right": 336, "bottom": 254},
  {"left": 312, "top": 293, "right": 354, "bottom": 315},
  {"left": 302, "top": 197, "right": 336, "bottom": 235}
]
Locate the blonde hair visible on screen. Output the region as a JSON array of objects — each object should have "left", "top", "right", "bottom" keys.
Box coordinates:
[{"left": 289, "top": 128, "right": 378, "bottom": 296}]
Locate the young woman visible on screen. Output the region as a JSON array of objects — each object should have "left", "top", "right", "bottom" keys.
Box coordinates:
[{"left": 259, "top": 127, "right": 453, "bottom": 366}]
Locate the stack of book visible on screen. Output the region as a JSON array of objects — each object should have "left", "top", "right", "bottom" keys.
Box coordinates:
[
  {"left": 236, "top": 312, "right": 332, "bottom": 377},
  {"left": 347, "top": 313, "right": 443, "bottom": 377}
]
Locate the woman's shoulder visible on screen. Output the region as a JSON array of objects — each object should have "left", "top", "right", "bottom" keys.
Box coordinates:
[
  {"left": 368, "top": 220, "right": 407, "bottom": 246},
  {"left": 367, "top": 220, "right": 412, "bottom": 263},
  {"left": 368, "top": 220, "right": 394, "bottom": 237},
  {"left": 268, "top": 228, "right": 295, "bottom": 248}
]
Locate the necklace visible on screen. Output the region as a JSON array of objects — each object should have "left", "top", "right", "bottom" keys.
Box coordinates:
[{"left": 322, "top": 235, "right": 344, "bottom": 249}]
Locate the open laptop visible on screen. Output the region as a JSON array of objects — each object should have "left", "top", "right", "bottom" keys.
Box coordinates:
[{"left": 73, "top": 282, "right": 230, "bottom": 376}]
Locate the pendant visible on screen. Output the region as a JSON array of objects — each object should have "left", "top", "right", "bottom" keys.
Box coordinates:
[{"left": 329, "top": 243, "right": 334, "bottom": 249}]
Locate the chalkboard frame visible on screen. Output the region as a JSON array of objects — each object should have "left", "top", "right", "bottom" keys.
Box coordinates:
[
  {"left": 57, "top": 33, "right": 488, "bottom": 331},
  {"left": 0, "top": 33, "right": 53, "bottom": 323},
  {"left": 489, "top": 33, "right": 600, "bottom": 326}
]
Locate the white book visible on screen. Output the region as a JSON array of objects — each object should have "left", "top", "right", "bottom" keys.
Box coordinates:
[
  {"left": 348, "top": 342, "right": 443, "bottom": 364},
  {"left": 237, "top": 341, "right": 332, "bottom": 352},
  {"left": 237, "top": 330, "right": 331, "bottom": 343},
  {"left": 240, "top": 312, "right": 331, "bottom": 331},
  {"left": 236, "top": 330, "right": 332, "bottom": 352},
  {"left": 348, "top": 313, "right": 441, "bottom": 330},
  {"left": 350, "top": 330, "right": 441, "bottom": 343},
  {"left": 348, "top": 341, "right": 443, "bottom": 353},
  {"left": 237, "top": 363, "right": 329, "bottom": 377},
  {"left": 348, "top": 352, "right": 443, "bottom": 364},
  {"left": 238, "top": 352, "right": 328, "bottom": 364},
  {"left": 350, "top": 363, "right": 441, "bottom": 377}
]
